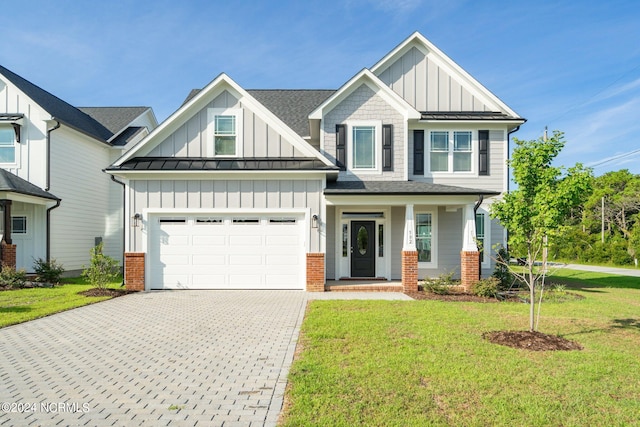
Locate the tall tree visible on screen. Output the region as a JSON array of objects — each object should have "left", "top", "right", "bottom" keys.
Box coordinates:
[{"left": 491, "top": 131, "right": 592, "bottom": 331}]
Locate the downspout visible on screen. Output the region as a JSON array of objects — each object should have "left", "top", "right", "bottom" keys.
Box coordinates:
[
  {"left": 109, "top": 173, "right": 126, "bottom": 286},
  {"left": 474, "top": 195, "right": 484, "bottom": 280},
  {"left": 45, "top": 119, "right": 61, "bottom": 191},
  {"left": 46, "top": 200, "right": 61, "bottom": 262},
  {"left": 45, "top": 119, "right": 61, "bottom": 262}
]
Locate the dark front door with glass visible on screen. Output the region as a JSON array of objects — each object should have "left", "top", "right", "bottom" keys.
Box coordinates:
[{"left": 350, "top": 221, "right": 375, "bottom": 277}]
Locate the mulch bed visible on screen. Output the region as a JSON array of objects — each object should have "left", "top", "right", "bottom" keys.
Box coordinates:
[
  {"left": 405, "top": 291, "right": 519, "bottom": 303},
  {"left": 78, "top": 288, "right": 135, "bottom": 297},
  {"left": 483, "top": 330, "right": 583, "bottom": 351}
]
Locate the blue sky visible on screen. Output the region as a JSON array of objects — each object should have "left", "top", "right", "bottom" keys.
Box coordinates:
[{"left": 2, "top": 0, "right": 639, "bottom": 175}]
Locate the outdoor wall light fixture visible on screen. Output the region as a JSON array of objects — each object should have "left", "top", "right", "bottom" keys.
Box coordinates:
[
  {"left": 312, "top": 214, "right": 319, "bottom": 228},
  {"left": 132, "top": 213, "right": 142, "bottom": 227}
]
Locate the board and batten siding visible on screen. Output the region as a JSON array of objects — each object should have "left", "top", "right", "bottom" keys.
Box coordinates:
[
  {"left": 148, "top": 90, "right": 306, "bottom": 159},
  {"left": 409, "top": 128, "right": 506, "bottom": 193},
  {"left": 376, "top": 46, "right": 495, "bottom": 112},
  {"left": 323, "top": 84, "right": 405, "bottom": 181},
  {"left": 0, "top": 76, "right": 50, "bottom": 189},
  {"left": 49, "top": 127, "right": 122, "bottom": 270},
  {"left": 325, "top": 205, "right": 336, "bottom": 280},
  {"left": 128, "top": 178, "right": 323, "bottom": 252}
]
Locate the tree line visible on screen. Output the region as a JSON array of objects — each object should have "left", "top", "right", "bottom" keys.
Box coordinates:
[{"left": 549, "top": 169, "right": 640, "bottom": 266}]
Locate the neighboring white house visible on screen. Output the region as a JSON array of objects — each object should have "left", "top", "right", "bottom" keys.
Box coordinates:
[
  {"left": 107, "top": 32, "right": 525, "bottom": 292},
  {"left": 0, "top": 65, "right": 157, "bottom": 273}
]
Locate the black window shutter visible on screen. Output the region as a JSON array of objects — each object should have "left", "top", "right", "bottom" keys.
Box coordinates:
[
  {"left": 478, "top": 130, "right": 489, "bottom": 176},
  {"left": 336, "top": 124, "right": 346, "bottom": 171},
  {"left": 382, "top": 124, "right": 393, "bottom": 171},
  {"left": 413, "top": 130, "right": 424, "bottom": 175}
]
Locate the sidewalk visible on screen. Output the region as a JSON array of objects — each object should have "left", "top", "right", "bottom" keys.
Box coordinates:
[{"left": 562, "top": 263, "right": 640, "bottom": 278}]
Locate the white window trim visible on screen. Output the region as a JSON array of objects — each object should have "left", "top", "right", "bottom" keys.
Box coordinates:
[
  {"left": 347, "top": 120, "right": 382, "bottom": 174},
  {"left": 11, "top": 215, "right": 27, "bottom": 235},
  {"left": 416, "top": 209, "right": 438, "bottom": 269},
  {"left": 207, "top": 108, "right": 243, "bottom": 158},
  {"left": 0, "top": 125, "right": 18, "bottom": 166},
  {"left": 475, "top": 209, "right": 491, "bottom": 268},
  {"left": 427, "top": 129, "right": 477, "bottom": 176}
]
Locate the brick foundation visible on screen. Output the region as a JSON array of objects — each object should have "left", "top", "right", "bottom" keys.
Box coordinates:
[
  {"left": 461, "top": 251, "right": 480, "bottom": 291},
  {"left": 401, "top": 250, "right": 418, "bottom": 293},
  {"left": 124, "top": 252, "right": 145, "bottom": 291},
  {"left": 306, "top": 253, "right": 325, "bottom": 292},
  {"left": 1, "top": 242, "right": 16, "bottom": 269}
]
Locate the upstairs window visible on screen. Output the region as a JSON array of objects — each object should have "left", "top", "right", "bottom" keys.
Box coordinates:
[
  {"left": 0, "top": 126, "right": 16, "bottom": 164},
  {"left": 352, "top": 126, "right": 376, "bottom": 169},
  {"left": 208, "top": 108, "right": 242, "bottom": 157},
  {"left": 428, "top": 130, "right": 473, "bottom": 173}
]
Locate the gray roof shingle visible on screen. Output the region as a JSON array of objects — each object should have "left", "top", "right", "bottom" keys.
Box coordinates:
[
  {"left": 0, "top": 169, "right": 59, "bottom": 200},
  {"left": 325, "top": 180, "right": 499, "bottom": 196},
  {"left": 77, "top": 107, "right": 150, "bottom": 135}
]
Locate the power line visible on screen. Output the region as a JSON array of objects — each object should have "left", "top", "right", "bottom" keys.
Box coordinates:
[{"left": 589, "top": 147, "right": 640, "bottom": 168}]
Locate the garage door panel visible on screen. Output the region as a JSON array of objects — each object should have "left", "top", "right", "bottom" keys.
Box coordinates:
[
  {"left": 192, "top": 235, "right": 226, "bottom": 246},
  {"left": 192, "top": 254, "right": 226, "bottom": 265},
  {"left": 150, "top": 214, "right": 305, "bottom": 290}
]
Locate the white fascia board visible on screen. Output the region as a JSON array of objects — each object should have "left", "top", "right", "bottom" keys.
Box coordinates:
[
  {"left": 309, "top": 69, "right": 420, "bottom": 121},
  {"left": 371, "top": 32, "right": 522, "bottom": 119}
]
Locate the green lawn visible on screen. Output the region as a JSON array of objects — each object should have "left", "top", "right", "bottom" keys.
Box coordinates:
[
  {"left": 281, "top": 271, "right": 640, "bottom": 426},
  {"left": 0, "top": 278, "right": 123, "bottom": 328}
]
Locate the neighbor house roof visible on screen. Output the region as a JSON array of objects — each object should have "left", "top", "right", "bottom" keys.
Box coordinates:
[
  {"left": 108, "top": 157, "right": 340, "bottom": 172},
  {"left": 324, "top": 180, "right": 499, "bottom": 196},
  {"left": 77, "top": 107, "right": 151, "bottom": 135},
  {"left": 0, "top": 169, "right": 59, "bottom": 200},
  {"left": 0, "top": 65, "right": 112, "bottom": 142}
]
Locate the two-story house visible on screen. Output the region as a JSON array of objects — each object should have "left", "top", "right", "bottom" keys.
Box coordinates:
[
  {"left": 107, "top": 32, "right": 525, "bottom": 292},
  {"left": 0, "top": 65, "right": 158, "bottom": 273}
]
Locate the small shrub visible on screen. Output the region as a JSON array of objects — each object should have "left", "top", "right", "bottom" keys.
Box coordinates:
[
  {"left": 33, "top": 258, "right": 65, "bottom": 284},
  {"left": 472, "top": 277, "right": 501, "bottom": 298},
  {"left": 422, "top": 271, "right": 458, "bottom": 295},
  {"left": 82, "top": 243, "right": 120, "bottom": 289},
  {"left": 0, "top": 265, "right": 27, "bottom": 288},
  {"left": 492, "top": 246, "right": 514, "bottom": 290}
]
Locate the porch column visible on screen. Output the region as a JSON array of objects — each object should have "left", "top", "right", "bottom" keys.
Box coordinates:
[
  {"left": 461, "top": 203, "right": 479, "bottom": 291},
  {"left": 0, "top": 200, "right": 16, "bottom": 269},
  {"left": 402, "top": 204, "right": 418, "bottom": 292}
]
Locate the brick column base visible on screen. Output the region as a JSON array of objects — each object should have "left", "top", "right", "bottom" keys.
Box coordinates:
[
  {"left": 401, "top": 250, "right": 418, "bottom": 293},
  {"left": 306, "top": 253, "right": 325, "bottom": 292},
  {"left": 461, "top": 251, "right": 480, "bottom": 292},
  {"left": 124, "top": 252, "right": 145, "bottom": 291},
  {"left": 1, "top": 242, "right": 16, "bottom": 270}
]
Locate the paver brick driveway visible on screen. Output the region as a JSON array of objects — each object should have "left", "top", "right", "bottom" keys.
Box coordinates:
[{"left": 0, "top": 290, "right": 309, "bottom": 426}]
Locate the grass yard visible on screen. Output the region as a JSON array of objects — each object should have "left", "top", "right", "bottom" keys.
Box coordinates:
[
  {"left": 0, "top": 278, "right": 124, "bottom": 328},
  {"left": 280, "top": 271, "right": 640, "bottom": 426}
]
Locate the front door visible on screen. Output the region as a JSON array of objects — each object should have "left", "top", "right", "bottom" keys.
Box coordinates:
[{"left": 350, "top": 221, "right": 375, "bottom": 277}]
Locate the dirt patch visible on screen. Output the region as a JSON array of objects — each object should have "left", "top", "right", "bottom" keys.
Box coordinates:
[
  {"left": 78, "top": 288, "right": 135, "bottom": 298},
  {"left": 483, "top": 330, "right": 583, "bottom": 351}
]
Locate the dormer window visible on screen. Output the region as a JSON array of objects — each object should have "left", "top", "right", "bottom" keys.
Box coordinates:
[
  {"left": 0, "top": 126, "right": 16, "bottom": 164},
  {"left": 208, "top": 108, "right": 243, "bottom": 157}
]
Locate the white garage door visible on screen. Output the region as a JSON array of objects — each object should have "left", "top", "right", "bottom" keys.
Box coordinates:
[{"left": 149, "top": 214, "right": 305, "bottom": 290}]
